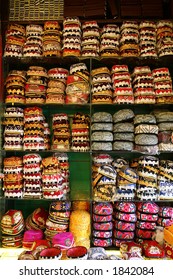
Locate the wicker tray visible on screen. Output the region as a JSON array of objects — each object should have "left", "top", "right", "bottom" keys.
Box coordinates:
[{"left": 9, "top": 0, "right": 64, "bottom": 21}]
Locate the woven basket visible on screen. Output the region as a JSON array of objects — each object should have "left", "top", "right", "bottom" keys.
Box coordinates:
[{"left": 9, "top": 0, "right": 64, "bottom": 21}]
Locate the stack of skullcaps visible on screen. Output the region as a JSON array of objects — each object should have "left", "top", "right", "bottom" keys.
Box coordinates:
[
  {"left": 46, "top": 67, "right": 68, "bottom": 104},
  {"left": 158, "top": 160, "right": 173, "bottom": 200},
  {"left": 51, "top": 113, "right": 70, "bottom": 151},
  {"left": 131, "top": 66, "right": 155, "bottom": 104},
  {"left": 139, "top": 21, "right": 157, "bottom": 58},
  {"left": 23, "top": 153, "right": 43, "bottom": 199},
  {"left": 71, "top": 112, "right": 90, "bottom": 152},
  {"left": 157, "top": 206, "right": 173, "bottom": 227},
  {"left": 100, "top": 24, "right": 120, "bottom": 57},
  {"left": 152, "top": 68, "right": 173, "bottom": 104},
  {"left": 23, "top": 107, "right": 49, "bottom": 151},
  {"left": 45, "top": 201, "right": 71, "bottom": 241},
  {"left": 111, "top": 65, "right": 134, "bottom": 104},
  {"left": 43, "top": 21, "right": 62, "bottom": 57},
  {"left": 66, "top": 63, "right": 90, "bottom": 104},
  {"left": 116, "top": 165, "right": 138, "bottom": 200},
  {"left": 5, "top": 70, "right": 26, "bottom": 104},
  {"left": 41, "top": 156, "right": 67, "bottom": 200},
  {"left": 81, "top": 21, "right": 100, "bottom": 57},
  {"left": 63, "top": 17, "right": 81, "bottom": 57},
  {"left": 136, "top": 156, "right": 159, "bottom": 201},
  {"left": 25, "top": 66, "right": 48, "bottom": 104},
  {"left": 3, "top": 156, "right": 23, "bottom": 198},
  {"left": 92, "top": 202, "right": 113, "bottom": 247},
  {"left": 23, "top": 24, "right": 43, "bottom": 57},
  {"left": 4, "top": 23, "right": 26, "bottom": 57},
  {"left": 156, "top": 20, "right": 173, "bottom": 57},
  {"left": 119, "top": 21, "right": 139, "bottom": 57},
  {"left": 1, "top": 209, "right": 25, "bottom": 248},
  {"left": 54, "top": 153, "right": 70, "bottom": 196},
  {"left": 113, "top": 109, "right": 135, "bottom": 151},
  {"left": 113, "top": 202, "right": 137, "bottom": 247},
  {"left": 154, "top": 110, "right": 173, "bottom": 152},
  {"left": 69, "top": 209, "right": 91, "bottom": 249},
  {"left": 3, "top": 107, "right": 24, "bottom": 151},
  {"left": 91, "top": 112, "right": 113, "bottom": 151},
  {"left": 91, "top": 67, "right": 113, "bottom": 104},
  {"left": 92, "top": 154, "right": 116, "bottom": 201},
  {"left": 134, "top": 113, "right": 159, "bottom": 155},
  {"left": 135, "top": 202, "right": 159, "bottom": 244}
]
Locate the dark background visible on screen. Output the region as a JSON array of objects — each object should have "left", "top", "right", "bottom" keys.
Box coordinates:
[{"left": 1, "top": 0, "right": 173, "bottom": 22}]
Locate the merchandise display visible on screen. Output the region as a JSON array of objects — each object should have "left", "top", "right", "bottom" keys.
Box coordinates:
[
  {"left": 91, "top": 154, "right": 173, "bottom": 201},
  {"left": 3, "top": 19, "right": 173, "bottom": 58},
  {"left": 4, "top": 64, "right": 173, "bottom": 105},
  {"left": 0, "top": 201, "right": 173, "bottom": 259},
  {"left": 2, "top": 153, "right": 70, "bottom": 199},
  {"left": 46, "top": 67, "right": 68, "bottom": 104},
  {"left": 2, "top": 11, "right": 173, "bottom": 261}
]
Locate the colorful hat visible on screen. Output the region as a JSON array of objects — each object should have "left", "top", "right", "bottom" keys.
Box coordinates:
[
  {"left": 136, "top": 221, "right": 156, "bottom": 230},
  {"left": 92, "top": 214, "right": 112, "bottom": 222},
  {"left": 23, "top": 229, "right": 44, "bottom": 249},
  {"left": 39, "top": 247, "right": 62, "bottom": 260},
  {"left": 114, "top": 202, "right": 136, "bottom": 213},
  {"left": 137, "top": 202, "right": 159, "bottom": 214},
  {"left": 113, "top": 229, "right": 134, "bottom": 240},
  {"left": 92, "top": 237, "right": 112, "bottom": 247},
  {"left": 93, "top": 202, "right": 113, "bottom": 215},
  {"left": 93, "top": 221, "right": 113, "bottom": 231},
  {"left": 142, "top": 240, "right": 165, "bottom": 258},
  {"left": 136, "top": 211, "right": 158, "bottom": 222},
  {"left": 114, "top": 220, "right": 135, "bottom": 232},
  {"left": 120, "top": 241, "right": 142, "bottom": 255},
  {"left": 136, "top": 228, "right": 155, "bottom": 239},
  {"left": 52, "top": 232, "right": 74, "bottom": 250},
  {"left": 66, "top": 246, "right": 88, "bottom": 260},
  {"left": 49, "top": 201, "right": 71, "bottom": 211},
  {"left": 115, "top": 212, "right": 137, "bottom": 223},
  {"left": 159, "top": 206, "right": 173, "bottom": 218}
]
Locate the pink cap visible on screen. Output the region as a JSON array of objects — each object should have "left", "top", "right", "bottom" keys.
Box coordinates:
[
  {"left": 23, "top": 229, "right": 44, "bottom": 242},
  {"left": 52, "top": 232, "right": 74, "bottom": 249}
]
